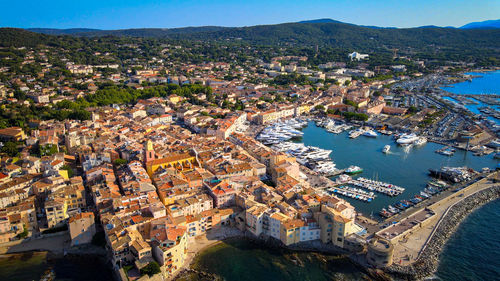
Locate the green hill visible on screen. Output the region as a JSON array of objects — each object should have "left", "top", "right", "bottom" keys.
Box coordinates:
[{"left": 22, "top": 20, "right": 500, "bottom": 51}]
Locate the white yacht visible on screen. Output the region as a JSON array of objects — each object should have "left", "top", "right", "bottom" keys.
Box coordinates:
[
  {"left": 363, "top": 130, "right": 378, "bottom": 138},
  {"left": 396, "top": 133, "right": 419, "bottom": 145}
]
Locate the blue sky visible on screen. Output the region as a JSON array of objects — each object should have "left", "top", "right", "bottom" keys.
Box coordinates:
[{"left": 1, "top": 0, "right": 499, "bottom": 29}]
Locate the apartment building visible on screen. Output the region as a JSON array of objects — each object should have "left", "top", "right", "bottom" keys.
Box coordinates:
[
  {"left": 152, "top": 225, "right": 188, "bottom": 277},
  {"left": 69, "top": 212, "right": 96, "bottom": 246}
]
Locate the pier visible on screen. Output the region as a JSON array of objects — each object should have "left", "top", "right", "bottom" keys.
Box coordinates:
[
  {"left": 376, "top": 171, "right": 499, "bottom": 267},
  {"left": 348, "top": 177, "right": 405, "bottom": 196},
  {"left": 328, "top": 185, "right": 376, "bottom": 202}
]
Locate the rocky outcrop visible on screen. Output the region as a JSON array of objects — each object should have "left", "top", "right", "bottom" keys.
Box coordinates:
[
  {"left": 386, "top": 185, "right": 500, "bottom": 280},
  {"left": 172, "top": 268, "right": 223, "bottom": 281}
]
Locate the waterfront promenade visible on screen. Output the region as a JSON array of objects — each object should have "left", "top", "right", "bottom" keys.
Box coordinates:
[{"left": 387, "top": 171, "right": 499, "bottom": 266}]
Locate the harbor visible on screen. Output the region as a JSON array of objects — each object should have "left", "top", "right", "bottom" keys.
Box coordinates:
[
  {"left": 258, "top": 117, "right": 498, "bottom": 217},
  {"left": 270, "top": 141, "right": 339, "bottom": 176},
  {"left": 298, "top": 120, "right": 499, "bottom": 216}
]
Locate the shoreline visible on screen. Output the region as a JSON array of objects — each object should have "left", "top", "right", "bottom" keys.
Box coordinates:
[
  {"left": 173, "top": 231, "right": 382, "bottom": 281},
  {"left": 439, "top": 68, "right": 499, "bottom": 92},
  {"left": 170, "top": 228, "right": 244, "bottom": 281},
  {"left": 386, "top": 185, "right": 500, "bottom": 280}
]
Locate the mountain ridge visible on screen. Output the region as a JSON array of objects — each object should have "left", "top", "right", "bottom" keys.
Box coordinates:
[
  {"left": 0, "top": 19, "right": 496, "bottom": 53},
  {"left": 460, "top": 19, "right": 500, "bottom": 29},
  {"left": 23, "top": 18, "right": 500, "bottom": 36}
]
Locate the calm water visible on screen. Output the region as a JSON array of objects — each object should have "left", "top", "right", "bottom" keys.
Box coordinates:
[
  {"left": 190, "top": 239, "right": 367, "bottom": 281},
  {"left": 300, "top": 122, "right": 498, "bottom": 215},
  {"left": 441, "top": 70, "right": 500, "bottom": 95},
  {"left": 436, "top": 70, "right": 500, "bottom": 281},
  {"left": 0, "top": 251, "right": 113, "bottom": 281},
  {"left": 441, "top": 70, "right": 500, "bottom": 124},
  {"left": 436, "top": 200, "right": 500, "bottom": 281}
]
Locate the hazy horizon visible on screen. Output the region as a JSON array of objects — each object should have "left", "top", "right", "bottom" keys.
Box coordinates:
[{"left": 1, "top": 0, "right": 499, "bottom": 30}]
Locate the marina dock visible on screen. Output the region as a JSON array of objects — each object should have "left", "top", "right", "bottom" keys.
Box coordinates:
[
  {"left": 348, "top": 177, "right": 405, "bottom": 196},
  {"left": 328, "top": 185, "right": 376, "bottom": 202}
]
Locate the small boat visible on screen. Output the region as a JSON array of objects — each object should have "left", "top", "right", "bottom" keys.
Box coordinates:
[
  {"left": 439, "top": 149, "right": 454, "bottom": 156},
  {"left": 379, "top": 209, "right": 392, "bottom": 218},
  {"left": 345, "top": 165, "right": 363, "bottom": 175},
  {"left": 382, "top": 145, "right": 390, "bottom": 154}
]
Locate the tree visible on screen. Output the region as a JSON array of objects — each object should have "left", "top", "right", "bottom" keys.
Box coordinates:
[
  {"left": 61, "top": 165, "right": 74, "bottom": 178},
  {"left": 314, "top": 105, "right": 325, "bottom": 112},
  {"left": 16, "top": 225, "right": 28, "bottom": 239},
  {"left": 1, "top": 141, "right": 19, "bottom": 157},
  {"left": 114, "top": 158, "right": 127, "bottom": 166},
  {"left": 344, "top": 99, "right": 358, "bottom": 109},
  {"left": 408, "top": 106, "right": 419, "bottom": 114},
  {"left": 40, "top": 144, "right": 58, "bottom": 156},
  {"left": 140, "top": 261, "right": 161, "bottom": 276}
]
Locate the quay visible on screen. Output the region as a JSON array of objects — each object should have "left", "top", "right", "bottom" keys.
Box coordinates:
[{"left": 375, "top": 171, "right": 499, "bottom": 267}]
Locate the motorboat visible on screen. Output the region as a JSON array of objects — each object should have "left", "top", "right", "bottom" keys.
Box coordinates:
[
  {"left": 396, "top": 133, "right": 419, "bottom": 145},
  {"left": 382, "top": 145, "right": 390, "bottom": 154},
  {"left": 363, "top": 130, "right": 378, "bottom": 138},
  {"left": 345, "top": 165, "right": 363, "bottom": 175}
]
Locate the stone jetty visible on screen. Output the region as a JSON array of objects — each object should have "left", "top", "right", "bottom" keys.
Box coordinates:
[{"left": 386, "top": 185, "right": 500, "bottom": 280}]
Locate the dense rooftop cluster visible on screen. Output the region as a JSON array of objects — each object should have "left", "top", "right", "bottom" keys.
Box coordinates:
[{"left": 0, "top": 28, "right": 497, "bottom": 279}]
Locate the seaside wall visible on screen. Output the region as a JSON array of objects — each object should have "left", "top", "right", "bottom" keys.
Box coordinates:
[{"left": 386, "top": 185, "right": 500, "bottom": 280}]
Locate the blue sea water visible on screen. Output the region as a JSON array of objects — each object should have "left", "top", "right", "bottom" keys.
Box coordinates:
[
  {"left": 441, "top": 70, "right": 500, "bottom": 95},
  {"left": 435, "top": 70, "right": 500, "bottom": 281},
  {"left": 436, "top": 200, "right": 500, "bottom": 281},
  {"left": 441, "top": 70, "right": 500, "bottom": 124},
  {"left": 300, "top": 123, "right": 498, "bottom": 216}
]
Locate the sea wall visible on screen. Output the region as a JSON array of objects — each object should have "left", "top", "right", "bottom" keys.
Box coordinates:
[{"left": 386, "top": 185, "right": 500, "bottom": 280}]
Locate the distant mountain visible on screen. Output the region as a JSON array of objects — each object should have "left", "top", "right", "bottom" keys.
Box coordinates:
[
  {"left": 27, "top": 28, "right": 101, "bottom": 35},
  {"left": 416, "top": 25, "right": 445, "bottom": 29},
  {"left": 5, "top": 19, "right": 499, "bottom": 52},
  {"left": 460, "top": 19, "right": 500, "bottom": 29},
  {"left": 298, "top": 19, "right": 340, "bottom": 24},
  {"left": 27, "top": 26, "right": 229, "bottom": 37}
]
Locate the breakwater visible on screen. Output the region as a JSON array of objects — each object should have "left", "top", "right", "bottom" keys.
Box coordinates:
[{"left": 386, "top": 185, "right": 500, "bottom": 280}]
